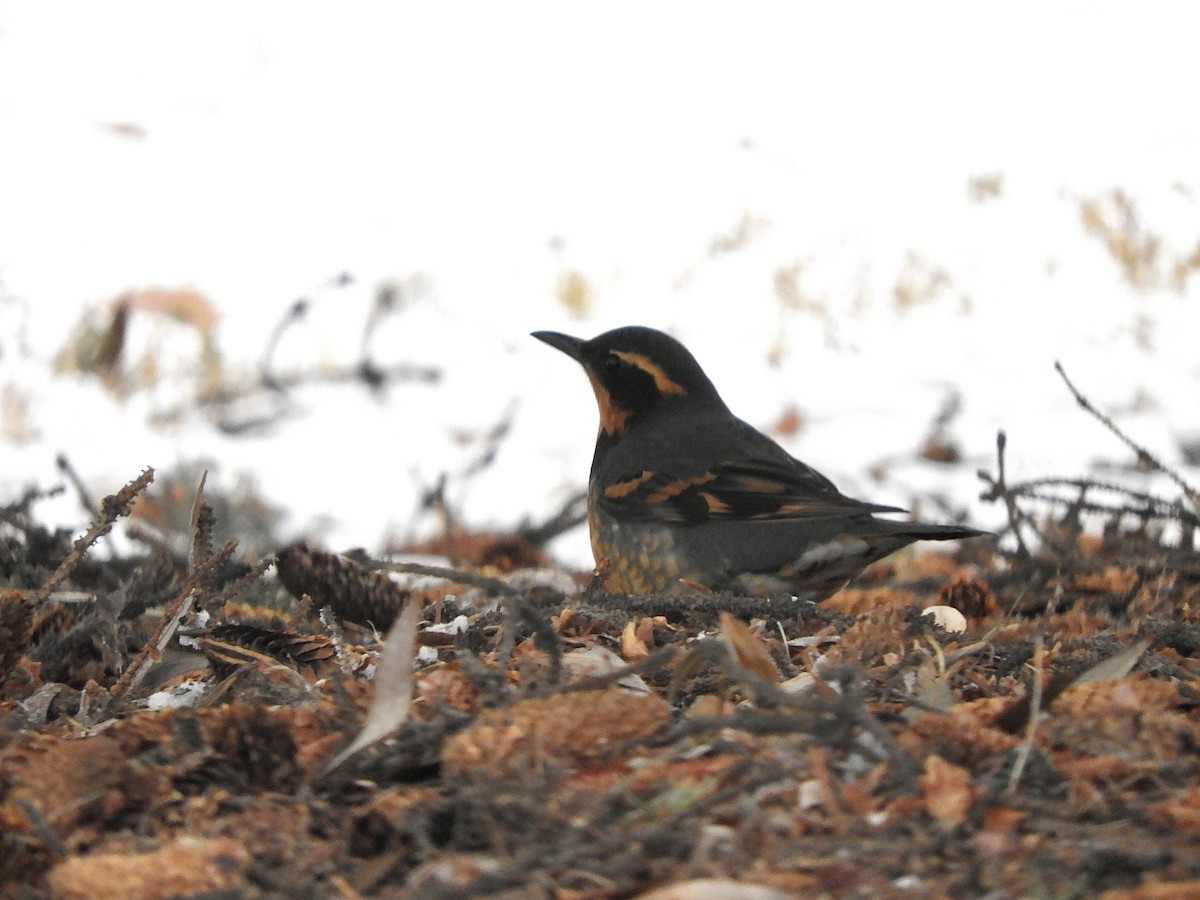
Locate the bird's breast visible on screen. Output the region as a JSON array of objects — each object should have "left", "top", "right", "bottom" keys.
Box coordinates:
[{"left": 587, "top": 504, "right": 690, "bottom": 593}]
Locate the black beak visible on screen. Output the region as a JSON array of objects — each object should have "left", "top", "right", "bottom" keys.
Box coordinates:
[{"left": 531, "top": 330, "right": 585, "bottom": 362}]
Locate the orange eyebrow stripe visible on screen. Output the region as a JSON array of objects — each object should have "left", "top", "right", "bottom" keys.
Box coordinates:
[
  {"left": 612, "top": 351, "right": 687, "bottom": 395},
  {"left": 605, "top": 470, "right": 654, "bottom": 498}
]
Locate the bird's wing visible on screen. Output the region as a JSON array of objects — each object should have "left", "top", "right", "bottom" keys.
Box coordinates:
[{"left": 598, "top": 458, "right": 902, "bottom": 525}]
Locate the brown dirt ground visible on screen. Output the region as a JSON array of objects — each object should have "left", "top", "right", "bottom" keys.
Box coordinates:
[{"left": 3, "top": 479, "right": 1200, "bottom": 899}]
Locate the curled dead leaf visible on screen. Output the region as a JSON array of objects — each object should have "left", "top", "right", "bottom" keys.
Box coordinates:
[
  {"left": 622, "top": 619, "right": 651, "bottom": 661},
  {"left": 719, "top": 613, "right": 780, "bottom": 683},
  {"left": 920, "top": 754, "right": 974, "bottom": 827},
  {"left": 322, "top": 598, "right": 421, "bottom": 773}
]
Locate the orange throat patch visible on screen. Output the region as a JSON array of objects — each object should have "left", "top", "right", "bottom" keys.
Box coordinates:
[{"left": 585, "top": 370, "right": 630, "bottom": 435}]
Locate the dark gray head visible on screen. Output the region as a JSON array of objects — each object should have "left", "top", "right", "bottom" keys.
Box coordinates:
[{"left": 532, "top": 326, "right": 724, "bottom": 435}]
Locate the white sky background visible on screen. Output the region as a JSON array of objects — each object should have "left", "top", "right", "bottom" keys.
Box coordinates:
[{"left": 1, "top": 3, "right": 1198, "bottom": 567}]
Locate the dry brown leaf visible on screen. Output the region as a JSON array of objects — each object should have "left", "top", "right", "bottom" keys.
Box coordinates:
[
  {"left": 685, "top": 694, "right": 733, "bottom": 718},
  {"left": 622, "top": 619, "right": 651, "bottom": 661},
  {"left": 322, "top": 598, "right": 420, "bottom": 773},
  {"left": 561, "top": 645, "right": 651, "bottom": 693},
  {"left": 719, "top": 613, "right": 780, "bottom": 683},
  {"left": 920, "top": 754, "right": 974, "bottom": 827},
  {"left": 635, "top": 615, "right": 665, "bottom": 648},
  {"left": 123, "top": 286, "right": 219, "bottom": 334},
  {"left": 1073, "top": 639, "right": 1152, "bottom": 684},
  {"left": 904, "top": 657, "right": 956, "bottom": 719}
]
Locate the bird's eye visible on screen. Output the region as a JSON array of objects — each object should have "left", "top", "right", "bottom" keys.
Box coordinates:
[{"left": 603, "top": 354, "right": 622, "bottom": 376}]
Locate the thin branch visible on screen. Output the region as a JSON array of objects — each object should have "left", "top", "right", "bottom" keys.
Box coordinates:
[
  {"left": 384, "top": 561, "right": 522, "bottom": 597},
  {"left": 55, "top": 454, "right": 99, "bottom": 518},
  {"left": 188, "top": 469, "right": 211, "bottom": 573},
  {"left": 497, "top": 596, "right": 565, "bottom": 684},
  {"left": 16, "top": 799, "right": 69, "bottom": 858},
  {"left": 113, "top": 541, "right": 237, "bottom": 696},
  {"left": 1055, "top": 360, "right": 1200, "bottom": 510},
  {"left": 259, "top": 298, "right": 310, "bottom": 391},
  {"left": 519, "top": 490, "right": 589, "bottom": 547},
  {"left": 111, "top": 582, "right": 195, "bottom": 697},
  {"left": 980, "top": 431, "right": 1031, "bottom": 558},
  {"left": 528, "top": 645, "right": 681, "bottom": 698},
  {"left": 1006, "top": 482, "right": 1200, "bottom": 528},
  {"left": 1006, "top": 631, "right": 1045, "bottom": 795},
  {"left": 31, "top": 468, "right": 155, "bottom": 602},
  {"left": 0, "top": 484, "right": 65, "bottom": 521},
  {"left": 207, "top": 554, "right": 276, "bottom": 612}
]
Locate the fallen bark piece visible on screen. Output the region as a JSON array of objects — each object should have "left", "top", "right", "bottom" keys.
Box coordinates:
[
  {"left": 443, "top": 687, "right": 669, "bottom": 778},
  {"left": 47, "top": 836, "right": 250, "bottom": 900}
]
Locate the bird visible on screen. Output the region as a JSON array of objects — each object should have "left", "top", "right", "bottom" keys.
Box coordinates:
[{"left": 532, "top": 325, "right": 986, "bottom": 600}]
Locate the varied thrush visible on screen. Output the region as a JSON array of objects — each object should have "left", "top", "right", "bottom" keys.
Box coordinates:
[{"left": 533, "top": 325, "right": 986, "bottom": 599}]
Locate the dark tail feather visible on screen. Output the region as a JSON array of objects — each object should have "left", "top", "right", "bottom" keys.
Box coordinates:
[
  {"left": 889, "top": 521, "right": 991, "bottom": 542},
  {"left": 854, "top": 519, "right": 991, "bottom": 561}
]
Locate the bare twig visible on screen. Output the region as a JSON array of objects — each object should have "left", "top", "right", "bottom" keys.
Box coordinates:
[
  {"left": 461, "top": 403, "right": 517, "bottom": 480},
  {"left": 979, "top": 431, "right": 1031, "bottom": 558},
  {"left": 55, "top": 454, "right": 99, "bottom": 518},
  {"left": 496, "top": 596, "right": 564, "bottom": 684},
  {"left": 124, "top": 519, "right": 181, "bottom": 561},
  {"left": 1004, "top": 583, "right": 1059, "bottom": 792},
  {"left": 206, "top": 554, "right": 276, "bottom": 613},
  {"left": 423, "top": 475, "right": 458, "bottom": 564},
  {"left": 0, "top": 484, "right": 65, "bottom": 521},
  {"left": 188, "top": 469, "right": 211, "bottom": 573},
  {"left": 115, "top": 519, "right": 238, "bottom": 695},
  {"left": 519, "top": 490, "right": 589, "bottom": 547},
  {"left": 358, "top": 274, "right": 429, "bottom": 389},
  {"left": 529, "top": 645, "right": 681, "bottom": 698},
  {"left": 384, "top": 561, "right": 522, "bottom": 597},
  {"left": 851, "top": 703, "right": 921, "bottom": 792},
  {"left": 111, "top": 581, "right": 195, "bottom": 697},
  {"left": 187, "top": 362, "right": 440, "bottom": 431},
  {"left": 1006, "top": 631, "right": 1044, "bottom": 795},
  {"left": 1002, "top": 477, "right": 1200, "bottom": 529},
  {"left": 248, "top": 359, "right": 441, "bottom": 394},
  {"left": 259, "top": 298, "right": 310, "bottom": 391},
  {"left": 31, "top": 468, "right": 155, "bottom": 603},
  {"left": 16, "top": 799, "right": 69, "bottom": 858},
  {"left": 1055, "top": 361, "right": 1200, "bottom": 510},
  {"left": 112, "top": 540, "right": 237, "bottom": 696}
]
